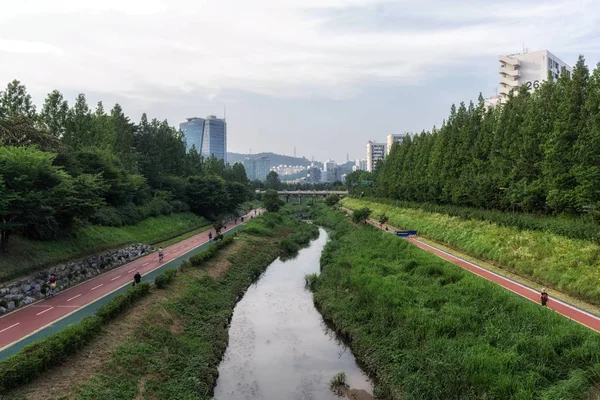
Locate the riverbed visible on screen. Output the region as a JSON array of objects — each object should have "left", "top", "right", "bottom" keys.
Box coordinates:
[{"left": 213, "top": 228, "right": 372, "bottom": 399}]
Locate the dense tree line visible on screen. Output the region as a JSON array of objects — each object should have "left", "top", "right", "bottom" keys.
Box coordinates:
[
  {"left": 374, "top": 55, "right": 600, "bottom": 215},
  {"left": 0, "top": 80, "right": 251, "bottom": 252}
]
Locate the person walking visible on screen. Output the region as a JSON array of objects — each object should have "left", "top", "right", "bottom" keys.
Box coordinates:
[
  {"left": 541, "top": 288, "right": 549, "bottom": 306},
  {"left": 208, "top": 232, "right": 213, "bottom": 241},
  {"left": 132, "top": 271, "right": 142, "bottom": 286}
]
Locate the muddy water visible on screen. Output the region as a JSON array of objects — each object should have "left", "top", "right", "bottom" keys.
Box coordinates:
[{"left": 213, "top": 228, "right": 372, "bottom": 400}]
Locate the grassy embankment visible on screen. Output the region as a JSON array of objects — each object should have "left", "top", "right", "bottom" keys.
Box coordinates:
[
  {"left": 6, "top": 209, "right": 318, "bottom": 400},
  {"left": 341, "top": 198, "right": 600, "bottom": 306},
  {"left": 0, "top": 212, "right": 209, "bottom": 283},
  {"left": 311, "top": 205, "right": 600, "bottom": 399}
]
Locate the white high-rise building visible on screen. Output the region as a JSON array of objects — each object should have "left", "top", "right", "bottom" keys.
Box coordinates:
[
  {"left": 494, "top": 49, "right": 571, "bottom": 105},
  {"left": 386, "top": 134, "right": 407, "bottom": 155},
  {"left": 366, "top": 141, "right": 386, "bottom": 172},
  {"left": 352, "top": 159, "right": 367, "bottom": 172}
]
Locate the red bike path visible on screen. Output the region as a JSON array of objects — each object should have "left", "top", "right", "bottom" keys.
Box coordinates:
[
  {"left": 0, "top": 210, "right": 261, "bottom": 358},
  {"left": 358, "top": 215, "right": 600, "bottom": 334}
]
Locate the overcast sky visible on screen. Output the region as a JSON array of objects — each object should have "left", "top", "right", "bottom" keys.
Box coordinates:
[{"left": 2, "top": 0, "right": 599, "bottom": 162}]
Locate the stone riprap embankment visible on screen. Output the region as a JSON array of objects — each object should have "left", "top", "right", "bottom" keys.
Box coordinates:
[{"left": 0, "top": 244, "right": 153, "bottom": 314}]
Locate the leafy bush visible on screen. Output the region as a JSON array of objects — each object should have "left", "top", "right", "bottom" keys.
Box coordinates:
[
  {"left": 304, "top": 273, "right": 318, "bottom": 291},
  {"left": 89, "top": 207, "right": 123, "bottom": 227},
  {"left": 154, "top": 270, "right": 176, "bottom": 289},
  {"left": 325, "top": 194, "right": 340, "bottom": 207},
  {"left": 96, "top": 282, "right": 150, "bottom": 321},
  {"left": 279, "top": 238, "right": 300, "bottom": 256},
  {"left": 188, "top": 234, "right": 235, "bottom": 266},
  {"left": 351, "top": 207, "right": 371, "bottom": 224}
]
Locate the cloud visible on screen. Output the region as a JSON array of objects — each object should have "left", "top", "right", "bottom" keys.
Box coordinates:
[
  {"left": 0, "top": 39, "right": 63, "bottom": 55},
  {"left": 0, "top": 0, "right": 599, "bottom": 102}
]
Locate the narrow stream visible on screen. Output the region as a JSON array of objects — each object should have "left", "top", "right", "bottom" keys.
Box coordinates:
[{"left": 213, "top": 228, "right": 372, "bottom": 399}]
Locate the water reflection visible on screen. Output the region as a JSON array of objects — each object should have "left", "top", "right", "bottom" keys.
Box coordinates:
[{"left": 213, "top": 228, "right": 372, "bottom": 400}]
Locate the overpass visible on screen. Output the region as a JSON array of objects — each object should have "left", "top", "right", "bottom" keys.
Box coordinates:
[{"left": 255, "top": 190, "right": 348, "bottom": 203}]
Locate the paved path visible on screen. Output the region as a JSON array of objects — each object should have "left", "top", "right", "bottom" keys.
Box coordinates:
[
  {"left": 0, "top": 209, "right": 262, "bottom": 354},
  {"left": 342, "top": 208, "right": 600, "bottom": 334}
]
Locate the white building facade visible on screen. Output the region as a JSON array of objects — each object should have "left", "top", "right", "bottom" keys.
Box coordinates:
[
  {"left": 496, "top": 50, "right": 571, "bottom": 104},
  {"left": 352, "top": 159, "right": 367, "bottom": 172},
  {"left": 386, "top": 134, "right": 407, "bottom": 155},
  {"left": 366, "top": 141, "right": 386, "bottom": 172}
]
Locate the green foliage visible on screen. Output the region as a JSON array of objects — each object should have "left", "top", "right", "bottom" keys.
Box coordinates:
[
  {"left": 324, "top": 194, "right": 340, "bottom": 207},
  {"left": 262, "top": 189, "right": 283, "bottom": 212},
  {"left": 279, "top": 238, "right": 300, "bottom": 257},
  {"left": 96, "top": 283, "right": 150, "bottom": 321},
  {"left": 373, "top": 56, "right": 600, "bottom": 216},
  {"left": 351, "top": 207, "right": 371, "bottom": 224},
  {"left": 265, "top": 170, "right": 281, "bottom": 190},
  {"left": 187, "top": 235, "right": 235, "bottom": 266},
  {"left": 0, "top": 283, "right": 151, "bottom": 394},
  {"left": 330, "top": 372, "right": 347, "bottom": 388},
  {"left": 154, "top": 270, "right": 177, "bottom": 289},
  {"left": 304, "top": 273, "right": 318, "bottom": 291},
  {"left": 367, "top": 197, "right": 600, "bottom": 242},
  {"left": 377, "top": 212, "right": 389, "bottom": 225},
  {"left": 313, "top": 205, "right": 600, "bottom": 399},
  {"left": 343, "top": 198, "right": 600, "bottom": 306}
]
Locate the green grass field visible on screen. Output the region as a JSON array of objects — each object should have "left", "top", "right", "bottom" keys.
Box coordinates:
[
  {"left": 0, "top": 212, "right": 208, "bottom": 283},
  {"left": 313, "top": 205, "right": 600, "bottom": 399},
  {"left": 341, "top": 198, "right": 600, "bottom": 306}
]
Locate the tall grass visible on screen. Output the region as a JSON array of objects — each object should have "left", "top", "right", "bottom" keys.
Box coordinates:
[
  {"left": 341, "top": 198, "right": 600, "bottom": 305},
  {"left": 368, "top": 198, "right": 600, "bottom": 242},
  {"left": 0, "top": 212, "right": 208, "bottom": 283},
  {"left": 312, "top": 205, "right": 600, "bottom": 399}
]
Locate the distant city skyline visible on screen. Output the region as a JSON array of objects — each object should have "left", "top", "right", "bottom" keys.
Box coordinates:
[{"left": 3, "top": 1, "right": 600, "bottom": 161}]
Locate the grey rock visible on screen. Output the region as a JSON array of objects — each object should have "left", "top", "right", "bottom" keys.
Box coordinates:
[
  {"left": 22, "top": 284, "right": 31, "bottom": 293},
  {"left": 0, "top": 307, "right": 6, "bottom": 314},
  {"left": 23, "top": 296, "right": 36, "bottom": 305},
  {"left": 7, "top": 301, "right": 15, "bottom": 311}
]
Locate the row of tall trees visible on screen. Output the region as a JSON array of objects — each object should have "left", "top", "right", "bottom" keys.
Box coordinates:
[
  {"left": 374, "top": 55, "right": 600, "bottom": 215},
  {"left": 0, "top": 80, "right": 251, "bottom": 251}
]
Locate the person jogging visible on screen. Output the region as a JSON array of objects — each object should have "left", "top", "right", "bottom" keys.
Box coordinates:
[
  {"left": 158, "top": 247, "right": 164, "bottom": 262},
  {"left": 541, "top": 288, "right": 549, "bottom": 306},
  {"left": 132, "top": 271, "right": 142, "bottom": 286}
]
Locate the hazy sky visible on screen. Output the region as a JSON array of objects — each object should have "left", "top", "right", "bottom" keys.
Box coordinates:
[{"left": 2, "top": 0, "right": 599, "bottom": 162}]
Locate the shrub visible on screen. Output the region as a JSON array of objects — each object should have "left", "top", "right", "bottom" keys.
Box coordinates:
[
  {"left": 304, "top": 273, "right": 318, "bottom": 291},
  {"left": 154, "top": 270, "right": 176, "bottom": 289},
  {"left": 325, "top": 194, "right": 340, "bottom": 207},
  {"left": 96, "top": 282, "right": 150, "bottom": 321},
  {"left": 89, "top": 207, "right": 123, "bottom": 227},
  {"left": 188, "top": 235, "right": 235, "bottom": 266},
  {"left": 351, "top": 207, "right": 371, "bottom": 224},
  {"left": 279, "top": 238, "right": 300, "bottom": 256}
]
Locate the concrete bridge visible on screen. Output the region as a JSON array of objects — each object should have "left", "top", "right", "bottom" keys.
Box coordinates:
[{"left": 255, "top": 190, "right": 348, "bottom": 203}]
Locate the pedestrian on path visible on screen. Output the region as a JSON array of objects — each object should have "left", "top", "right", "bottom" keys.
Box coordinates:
[
  {"left": 241, "top": 216, "right": 244, "bottom": 222},
  {"left": 541, "top": 288, "right": 549, "bottom": 306},
  {"left": 208, "top": 232, "right": 213, "bottom": 241},
  {"left": 132, "top": 271, "right": 142, "bottom": 286}
]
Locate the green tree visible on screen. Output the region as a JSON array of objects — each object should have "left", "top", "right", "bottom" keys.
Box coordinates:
[
  {"left": 0, "top": 80, "right": 36, "bottom": 120},
  {"left": 0, "top": 146, "right": 103, "bottom": 251},
  {"left": 265, "top": 171, "right": 280, "bottom": 190},
  {"left": 262, "top": 189, "right": 282, "bottom": 212},
  {"left": 39, "top": 90, "right": 69, "bottom": 138},
  {"left": 351, "top": 207, "right": 371, "bottom": 224},
  {"left": 324, "top": 194, "right": 340, "bottom": 207},
  {"left": 186, "top": 175, "right": 229, "bottom": 216},
  {"left": 64, "top": 93, "right": 92, "bottom": 150},
  {"left": 0, "top": 115, "right": 62, "bottom": 152}
]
